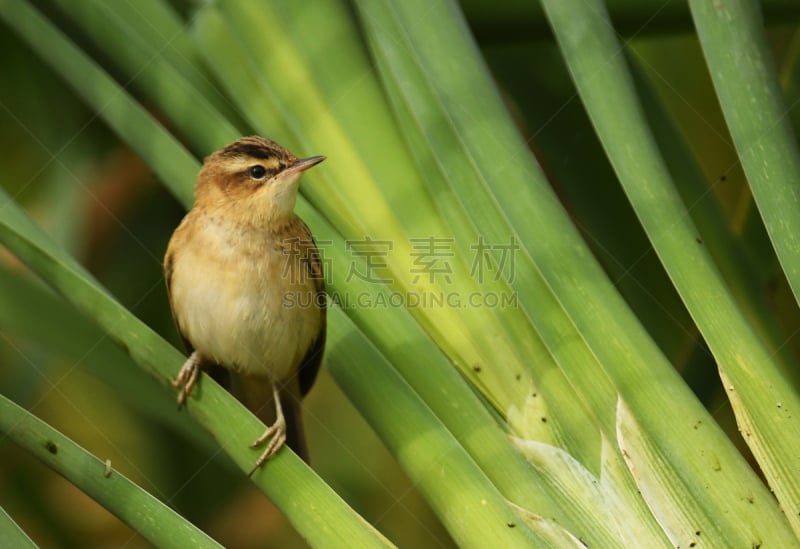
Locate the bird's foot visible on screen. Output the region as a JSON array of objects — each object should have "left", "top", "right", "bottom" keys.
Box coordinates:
[
  {"left": 172, "top": 351, "right": 202, "bottom": 409},
  {"left": 247, "top": 384, "right": 287, "bottom": 476}
]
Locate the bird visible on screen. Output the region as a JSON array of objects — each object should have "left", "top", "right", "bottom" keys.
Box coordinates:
[{"left": 163, "top": 136, "right": 326, "bottom": 474}]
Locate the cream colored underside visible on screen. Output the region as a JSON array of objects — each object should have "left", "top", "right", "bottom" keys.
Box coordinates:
[{"left": 170, "top": 216, "right": 321, "bottom": 381}]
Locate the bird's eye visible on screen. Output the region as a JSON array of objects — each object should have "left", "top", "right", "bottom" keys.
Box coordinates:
[{"left": 249, "top": 165, "right": 267, "bottom": 179}]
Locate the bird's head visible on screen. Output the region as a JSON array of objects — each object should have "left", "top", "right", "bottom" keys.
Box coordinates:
[{"left": 195, "top": 136, "right": 324, "bottom": 227}]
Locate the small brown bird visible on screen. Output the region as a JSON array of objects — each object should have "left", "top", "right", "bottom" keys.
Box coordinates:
[{"left": 164, "top": 136, "right": 326, "bottom": 474}]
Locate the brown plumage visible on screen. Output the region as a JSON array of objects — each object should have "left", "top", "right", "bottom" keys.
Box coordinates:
[{"left": 164, "top": 136, "right": 326, "bottom": 473}]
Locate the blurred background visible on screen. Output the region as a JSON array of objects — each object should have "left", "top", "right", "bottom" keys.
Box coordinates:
[{"left": 1, "top": 2, "right": 799, "bottom": 547}]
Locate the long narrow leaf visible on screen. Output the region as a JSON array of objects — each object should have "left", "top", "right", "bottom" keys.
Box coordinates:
[
  {"left": 0, "top": 0, "right": 196, "bottom": 205},
  {"left": 690, "top": 0, "right": 800, "bottom": 310},
  {"left": 0, "top": 265, "right": 213, "bottom": 449},
  {"left": 0, "top": 506, "right": 36, "bottom": 549},
  {"left": 43, "top": 0, "right": 245, "bottom": 154},
  {"left": 357, "top": 0, "right": 797, "bottom": 544},
  {"left": 541, "top": 0, "right": 799, "bottom": 541},
  {"left": 325, "top": 312, "right": 547, "bottom": 547},
  {"left": 0, "top": 394, "right": 221, "bottom": 549}
]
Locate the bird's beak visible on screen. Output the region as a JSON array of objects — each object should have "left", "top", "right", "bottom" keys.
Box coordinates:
[{"left": 284, "top": 155, "right": 326, "bottom": 176}]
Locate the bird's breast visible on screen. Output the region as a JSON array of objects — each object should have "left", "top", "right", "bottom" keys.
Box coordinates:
[{"left": 168, "top": 214, "right": 323, "bottom": 380}]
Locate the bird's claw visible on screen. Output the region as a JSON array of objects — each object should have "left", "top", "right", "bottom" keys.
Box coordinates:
[
  {"left": 172, "top": 351, "right": 201, "bottom": 409},
  {"left": 247, "top": 384, "right": 287, "bottom": 476}
]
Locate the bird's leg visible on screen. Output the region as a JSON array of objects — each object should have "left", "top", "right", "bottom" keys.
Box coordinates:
[
  {"left": 172, "top": 351, "right": 202, "bottom": 409},
  {"left": 247, "top": 383, "right": 287, "bottom": 476}
]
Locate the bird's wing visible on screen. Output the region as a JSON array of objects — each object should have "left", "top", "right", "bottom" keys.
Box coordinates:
[{"left": 296, "top": 219, "right": 326, "bottom": 397}]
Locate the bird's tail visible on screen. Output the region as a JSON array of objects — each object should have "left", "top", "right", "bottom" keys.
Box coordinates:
[{"left": 279, "top": 381, "right": 309, "bottom": 462}]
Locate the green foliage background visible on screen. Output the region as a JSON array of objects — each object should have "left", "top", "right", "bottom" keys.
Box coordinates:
[{"left": 1, "top": 0, "right": 800, "bottom": 547}]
